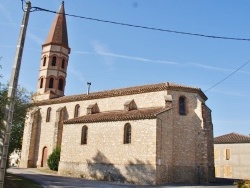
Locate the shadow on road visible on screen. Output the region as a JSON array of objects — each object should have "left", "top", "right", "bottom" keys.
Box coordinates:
[{"left": 7, "top": 168, "right": 235, "bottom": 188}]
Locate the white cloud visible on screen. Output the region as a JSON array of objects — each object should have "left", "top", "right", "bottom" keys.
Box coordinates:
[
  {"left": 28, "top": 32, "right": 44, "bottom": 45},
  {"left": 74, "top": 50, "right": 178, "bottom": 66},
  {"left": 91, "top": 41, "right": 115, "bottom": 68},
  {"left": 0, "top": 44, "right": 14, "bottom": 48},
  {"left": 188, "top": 62, "right": 250, "bottom": 75},
  {"left": 0, "top": 3, "right": 14, "bottom": 24},
  {"left": 74, "top": 44, "right": 250, "bottom": 76},
  {"left": 67, "top": 66, "right": 85, "bottom": 83},
  {"left": 209, "top": 88, "right": 250, "bottom": 97}
]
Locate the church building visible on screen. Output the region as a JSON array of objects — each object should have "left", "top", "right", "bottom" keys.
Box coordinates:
[{"left": 20, "top": 2, "right": 215, "bottom": 185}]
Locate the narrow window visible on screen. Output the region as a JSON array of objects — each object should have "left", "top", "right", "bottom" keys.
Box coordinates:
[
  {"left": 215, "top": 165, "right": 220, "bottom": 177},
  {"left": 58, "top": 78, "right": 64, "bottom": 91},
  {"left": 61, "top": 59, "right": 65, "bottom": 69},
  {"left": 224, "top": 165, "right": 232, "bottom": 177},
  {"left": 43, "top": 57, "right": 46, "bottom": 66},
  {"left": 49, "top": 78, "right": 54, "bottom": 88},
  {"left": 214, "top": 148, "right": 220, "bottom": 160},
  {"left": 81, "top": 126, "right": 88, "bottom": 145},
  {"left": 124, "top": 123, "right": 131, "bottom": 144},
  {"left": 74, "top": 104, "right": 80, "bottom": 118},
  {"left": 179, "top": 96, "right": 186, "bottom": 115},
  {"left": 225, "top": 149, "right": 230, "bottom": 160},
  {"left": 40, "top": 78, "right": 43, "bottom": 88},
  {"left": 52, "top": 56, "right": 57, "bottom": 66},
  {"left": 46, "top": 107, "right": 51, "bottom": 122}
]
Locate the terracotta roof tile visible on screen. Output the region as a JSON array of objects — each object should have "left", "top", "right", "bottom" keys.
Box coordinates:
[
  {"left": 214, "top": 132, "right": 250, "bottom": 144},
  {"left": 43, "top": 2, "right": 69, "bottom": 49},
  {"left": 64, "top": 107, "right": 168, "bottom": 124},
  {"left": 35, "top": 82, "right": 207, "bottom": 106}
]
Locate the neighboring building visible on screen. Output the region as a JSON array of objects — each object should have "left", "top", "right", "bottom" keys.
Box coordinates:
[
  {"left": 19, "top": 2, "right": 215, "bottom": 185},
  {"left": 214, "top": 132, "right": 250, "bottom": 179}
]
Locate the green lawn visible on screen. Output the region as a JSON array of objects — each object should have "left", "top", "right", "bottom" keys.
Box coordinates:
[{"left": 4, "top": 173, "right": 41, "bottom": 188}]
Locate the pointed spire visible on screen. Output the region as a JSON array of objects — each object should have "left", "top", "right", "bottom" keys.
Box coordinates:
[{"left": 44, "top": 2, "right": 69, "bottom": 48}]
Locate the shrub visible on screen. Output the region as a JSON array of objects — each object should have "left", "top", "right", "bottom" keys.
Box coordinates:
[
  {"left": 47, "top": 147, "right": 60, "bottom": 171},
  {"left": 235, "top": 179, "right": 250, "bottom": 188}
]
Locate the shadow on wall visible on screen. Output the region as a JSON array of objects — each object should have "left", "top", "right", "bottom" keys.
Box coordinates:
[
  {"left": 86, "top": 150, "right": 155, "bottom": 185},
  {"left": 125, "top": 159, "right": 155, "bottom": 184}
]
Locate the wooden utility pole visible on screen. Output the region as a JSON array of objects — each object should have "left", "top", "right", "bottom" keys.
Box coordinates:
[{"left": 0, "top": 1, "right": 31, "bottom": 187}]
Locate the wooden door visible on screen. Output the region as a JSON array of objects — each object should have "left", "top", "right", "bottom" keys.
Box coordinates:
[{"left": 41, "top": 147, "right": 48, "bottom": 167}]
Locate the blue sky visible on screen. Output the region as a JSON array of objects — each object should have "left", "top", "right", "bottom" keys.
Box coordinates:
[{"left": 1, "top": 0, "right": 250, "bottom": 137}]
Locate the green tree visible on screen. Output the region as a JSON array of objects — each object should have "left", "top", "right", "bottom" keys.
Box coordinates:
[
  {"left": 47, "top": 147, "right": 61, "bottom": 171},
  {"left": 0, "top": 82, "right": 32, "bottom": 166}
]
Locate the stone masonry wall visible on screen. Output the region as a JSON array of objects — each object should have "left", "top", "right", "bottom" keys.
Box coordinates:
[
  {"left": 32, "top": 90, "right": 167, "bottom": 166},
  {"left": 20, "top": 88, "right": 214, "bottom": 185},
  {"left": 59, "top": 119, "right": 157, "bottom": 184},
  {"left": 156, "top": 90, "right": 213, "bottom": 184}
]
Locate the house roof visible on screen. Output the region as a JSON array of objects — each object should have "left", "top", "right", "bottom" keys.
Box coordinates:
[
  {"left": 35, "top": 82, "right": 207, "bottom": 106},
  {"left": 214, "top": 132, "right": 250, "bottom": 144},
  {"left": 43, "top": 2, "right": 69, "bottom": 49},
  {"left": 64, "top": 107, "right": 168, "bottom": 124}
]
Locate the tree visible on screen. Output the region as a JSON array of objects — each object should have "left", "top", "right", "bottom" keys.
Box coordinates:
[
  {"left": 47, "top": 147, "right": 61, "bottom": 171},
  {"left": 0, "top": 83, "right": 31, "bottom": 166}
]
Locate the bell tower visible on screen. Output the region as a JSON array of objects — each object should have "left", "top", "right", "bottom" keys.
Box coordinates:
[{"left": 34, "top": 2, "right": 70, "bottom": 101}]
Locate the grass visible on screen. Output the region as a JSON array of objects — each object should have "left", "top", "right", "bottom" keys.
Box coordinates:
[{"left": 4, "top": 173, "right": 41, "bottom": 188}]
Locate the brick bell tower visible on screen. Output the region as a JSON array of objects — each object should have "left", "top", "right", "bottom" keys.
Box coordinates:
[{"left": 34, "top": 2, "right": 70, "bottom": 101}]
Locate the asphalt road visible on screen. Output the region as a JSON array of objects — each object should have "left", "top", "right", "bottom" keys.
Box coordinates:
[{"left": 7, "top": 168, "right": 235, "bottom": 188}]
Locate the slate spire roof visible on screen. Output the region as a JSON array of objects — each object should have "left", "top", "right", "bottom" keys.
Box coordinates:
[
  {"left": 214, "top": 132, "right": 250, "bottom": 144},
  {"left": 43, "top": 1, "right": 69, "bottom": 49}
]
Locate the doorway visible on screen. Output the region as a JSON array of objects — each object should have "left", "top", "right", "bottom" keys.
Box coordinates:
[{"left": 41, "top": 146, "right": 48, "bottom": 167}]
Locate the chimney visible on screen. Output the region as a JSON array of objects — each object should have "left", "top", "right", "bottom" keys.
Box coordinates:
[{"left": 87, "top": 82, "right": 91, "bottom": 95}]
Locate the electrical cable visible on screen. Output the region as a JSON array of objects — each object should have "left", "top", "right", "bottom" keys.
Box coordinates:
[
  {"left": 24, "top": 4, "right": 250, "bottom": 91},
  {"left": 29, "top": 6, "right": 250, "bottom": 42},
  {"left": 205, "top": 59, "right": 250, "bottom": 92},
  {"left": 21, "top": 0, "right": 25, "bottom": 12}
]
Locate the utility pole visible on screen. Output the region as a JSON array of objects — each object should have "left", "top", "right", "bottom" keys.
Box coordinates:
[{"left": 0, "top": 1, "right": 31, "bottom": 187}]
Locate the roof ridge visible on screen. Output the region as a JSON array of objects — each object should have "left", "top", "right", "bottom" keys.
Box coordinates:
[
  {"left": 35, "top": 82, "right": 207, "bottom": 106},
  {"left": 64, "top": 106, "right": 165, "bottom": 124},
  {"left": 214, "top": 132, "right": 250, "bottom": 144}
]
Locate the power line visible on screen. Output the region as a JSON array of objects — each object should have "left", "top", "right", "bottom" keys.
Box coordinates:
[
  {"left": 205, "top": 59, "right": 250, "bottom": 92},
  {"left": 29, "top": 6, "right": 250, "bottom": 42},
  {"left": 25, "top": 3, "right": 250, "bottom": 92}
]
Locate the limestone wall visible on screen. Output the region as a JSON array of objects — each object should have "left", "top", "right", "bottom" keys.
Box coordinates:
[
  {"left": 20, "top": 87, "right": 214, "bottom": 185},
  {"left": 59, "top": 119, "right": 157, "bottom": 184},
  {"left": 214, "top": 143, "right": 250, "bottom": 179}
]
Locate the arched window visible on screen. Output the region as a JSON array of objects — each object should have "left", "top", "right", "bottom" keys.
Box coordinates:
[
  {"left": 61, "top": 59, "right": 65, "bottom": 69},
  {"left": 179, "top": 96, "right": 186, "bottom": 115},
  {"left": 74, "top": 104, "right": 80, "bottom": 118},
  {"left": 124, "top": 123, "right": 131, "bottom": 144},
  {"left": 52, "top": 56, "right": 57, "bottom": 66},
  {"left": 46, "top": 107, "right": 51, "bottom": 122},
  {"left": 49, "top": 78, "right": 54, "bottom": 88},
  {"left": 40, "top": 78, "right": 43, "bottom": 88},
  {"left": 81, "top": 126, "right": 88, "bottom": 145},
  {"left": 43, "top": 57, "right": 46, "bottom": 66},
  {"left": 58, "top": 78, "right": 64, "bottom": 91}
]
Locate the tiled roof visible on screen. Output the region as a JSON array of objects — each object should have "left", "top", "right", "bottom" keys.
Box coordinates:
[
  {"left": 64, "top": 107, "right": 168, "bottom": 124},
  {"left": 214, "top": 132, "right": 250, "bottom": 144},
  {"left": 35, "top": 82, "right": 207, "bottom": 106},
  {"left": 43, "top": 2, "right": 69, "bottom": 49}
]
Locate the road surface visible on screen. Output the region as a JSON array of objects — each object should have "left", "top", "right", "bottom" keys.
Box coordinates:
[{"left": 7, "top": 168, "right": 235, "bottom": 188}]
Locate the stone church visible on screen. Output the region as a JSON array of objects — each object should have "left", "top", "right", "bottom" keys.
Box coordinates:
[{"left": 20, "top": 2, "right": 215, "bottom": 185}]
